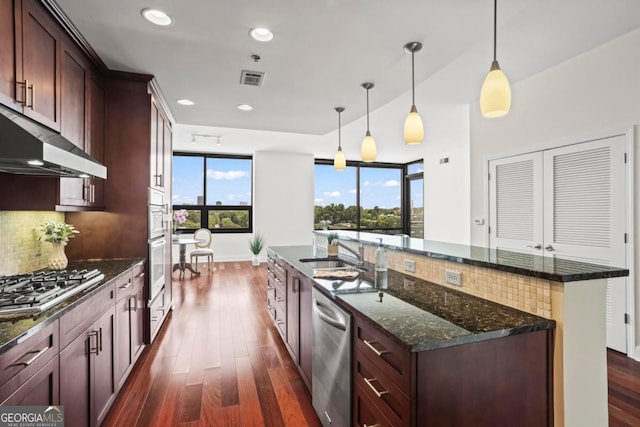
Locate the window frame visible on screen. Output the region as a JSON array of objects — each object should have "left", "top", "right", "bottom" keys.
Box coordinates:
[
  {"left": 172, "top": 152, "right": 253, "bottom": 234},
  {"left": 403, "top": 159, "right": 424, "bottom": 237},
  {"left": 314, "top": 159, "right": 406, "bottom": 234}
]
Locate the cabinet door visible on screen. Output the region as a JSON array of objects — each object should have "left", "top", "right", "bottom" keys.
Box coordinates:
[
  {"left": 132, "top": 279, "right": 145, "bottom": 360},
  {"left": 0, "top": 0, "right": 20, "bottom": 110},
  {"left": 115, "top": 293, "right": 132, "bottom": 389},
  {"left": 87, "top": 74, "right": 105, "bottom": 207},
  {"left": 149, "top": 100, "right": 161, "bottom": 189},
  {"left": 1, "top": 356, "right": 59, "bottom": 406},
  {"left": 299, "top": 275, "right": 313, "bottom": 387},
  {"left": 94, "top": 307, "right": 115, "bottom": 426},
  {"left": 286, "top": 270, "right": 300, "bottom": 361},
  {"left": 60, "top": 330, "right": 91, "bottom": 427},
  {"left": 21, "top": 0, "right": 61, "bottom": 131},
  {"left": 61, "top": 41, "right": 87, "bottom": 149}
]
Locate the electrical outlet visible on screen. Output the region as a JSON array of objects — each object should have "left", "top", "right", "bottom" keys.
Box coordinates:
[
  {"left": 403, "top": 259, "right": 416, "bottom": 273},
  {"left": 445, "top": 269, "right": 462, "bottom": 286}
]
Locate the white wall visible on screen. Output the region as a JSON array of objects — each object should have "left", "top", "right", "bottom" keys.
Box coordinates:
[
  {"left": 254, "top": 151, "right": 315, "bottom": 257},
  {"left": 469, "top": 28, "right": 640, "bottom": 358}
]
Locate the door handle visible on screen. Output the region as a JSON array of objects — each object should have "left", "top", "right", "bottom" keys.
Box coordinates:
[
  {"left": 527, "top": 244, "right": 542, "bottom": 249},
  {"left": 313, "top": 300, "right": 346, "bottom": 331},
  {"left": 545, "top": 245, "right": 555, "bottom": 252},
  {"left": 88, "top": 331, "right": 99, "bottom": 355}
]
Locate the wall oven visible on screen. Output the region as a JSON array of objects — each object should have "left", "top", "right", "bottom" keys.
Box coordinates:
[{"left": 148, "top": 188, "right": 167, "bottom": 302}]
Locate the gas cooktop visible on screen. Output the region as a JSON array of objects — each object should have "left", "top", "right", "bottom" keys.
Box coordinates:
[{"left": 0, "top": 269, "right": 104, "bottom": 315}]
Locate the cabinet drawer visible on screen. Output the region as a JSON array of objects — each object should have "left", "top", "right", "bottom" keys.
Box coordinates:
[
  {"left": 270, "top": 278, "right": 286, "bottom": 311},
  {"left": 60, "top": 281, "right": 115, "bottom": 349},
  {"left": 354, "top": 316, "right": 412, "bottom": 396},
  {"left": 355, "top": 349, "right": 411, "bottom": 427},
  {"left": 132, "top": 262, "right": 145, "bottom": 286},
  {"left": 273, "top": 299, "right": 286, "bottom": 338},
  {"left": 149, "top": 289, "right": 166, "bottom": 339},
  {"left": 114, "top": 269, "right": 134, "bottom": 302},
  {"left": 354, "top": 383, "right": 395, "bottom": 427},
  {"left": 267, "top": 265, "right": 286, "bottom": 287},
  {"left": 0, "top": 320, "right": 59, "bottom": 403}
]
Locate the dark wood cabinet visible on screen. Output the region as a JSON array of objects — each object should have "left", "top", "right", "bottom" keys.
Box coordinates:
[
  {"left": 298, "top": 274, "right": 313, "bottom": 389},
  {"left": 60, "top": 305, "right": 115, "bottom": 427},
  {"left": 286, "top": 268, "right": 300, "bottom": 360},
  {"left": 19, "top": 0, "right": 62, "bottom": 131},
  {"left": 0, "top": 0, "right": 20, "bottom": 110},
  {"left": 0, "top": 319, "right": 59, "bottom": 404},
  {"left": 1, "top": 356, "right": 59, "bottom": 406},
  {"left": 115, "top": 263, "right": 145, "bottom": 389}
]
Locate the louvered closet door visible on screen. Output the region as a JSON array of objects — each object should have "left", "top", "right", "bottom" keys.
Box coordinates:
[
  {"left": 543, "top": 135, "right": 627, "bottom": 353},
  {"left": 488, "top": 152, "right": 544, "bottom": 261}
]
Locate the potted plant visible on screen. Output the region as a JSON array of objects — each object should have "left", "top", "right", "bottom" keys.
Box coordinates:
[
  {"left": 249, "top": 233, "right": 264, "bottom": 266},
  {"left": 327, "top": 232, "right": 339, "bottom": 257},
  {"left": 36, "top": 221, "right": 79, "bottom": 270}
]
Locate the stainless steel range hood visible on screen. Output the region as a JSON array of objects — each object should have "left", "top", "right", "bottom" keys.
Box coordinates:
[{"left": 0, "top": 104, "right": 107, "bottom": 179}]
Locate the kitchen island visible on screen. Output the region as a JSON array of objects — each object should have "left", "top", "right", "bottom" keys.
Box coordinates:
[{"left": 269, "top": 232, "right": 628, "bottom": 427}]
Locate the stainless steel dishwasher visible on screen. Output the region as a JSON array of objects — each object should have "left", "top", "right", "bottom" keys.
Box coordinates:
[{"left": 312, "top": 288, "right": 352, "bottom": 427}]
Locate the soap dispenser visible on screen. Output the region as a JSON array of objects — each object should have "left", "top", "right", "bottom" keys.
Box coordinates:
[{"left": 374, "top": 238, "right": 388, "bottom": 289}]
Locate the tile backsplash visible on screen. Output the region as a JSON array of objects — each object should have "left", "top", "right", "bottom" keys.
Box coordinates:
[{"left": 0, "top": 211, "right": 65, "bottom": 275}]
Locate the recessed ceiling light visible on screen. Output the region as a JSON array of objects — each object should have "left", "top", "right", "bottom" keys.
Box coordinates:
[
  {"left": 237, "top": 104, "right": 253, "bottom": 111},
  {"left": 177, "top": 99, "right": 194, "bottom": 106},
  {"left": 27, "top": 160, "right": 43, "bottom": 166},
  {"left": 141, "top": 8, "right": 173, "bottom": 26},
  {"left": 249, "top": 28, "right": 274, "bottom": 42}
]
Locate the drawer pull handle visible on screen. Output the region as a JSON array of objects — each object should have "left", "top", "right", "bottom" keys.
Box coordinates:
[
  {"left": 275, "top": 296, "right": 285, "bottom": 302},
  {"left": 363, "top": 339, "right": 389, "bottom": 357},
  {"left": 136, "top": 272, "right": 145, "bottom": 279},
  {"left": 276, "top": 319, "right": 285, "bottom": 325},
  {"left": 8, "top": 347, "right": 48, "bottom": 368},
  {"left": 120, "top": 281, "right": 132, "bottom": 289},
  {"left": 364, "top": 424, "right": 381, "bottom": 427},
  {"left": 88, "top": 331, "right": 99, "bottom": 355},
  {"left": 363, "top": 377, "right": 389, "bottom": 398}
]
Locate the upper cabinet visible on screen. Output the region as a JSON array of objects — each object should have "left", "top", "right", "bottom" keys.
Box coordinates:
[
  {"left": 0, "top": 0, "right": 63, "bottom": 131},
  {"left": 150, "top": 97, "right": 170, "bottom": 192}
]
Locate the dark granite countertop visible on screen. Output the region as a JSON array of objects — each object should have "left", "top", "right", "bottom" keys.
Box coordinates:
[
  {"left": 314, "top": 231, "right": 629, "bottom": 282},
  {"left": 269, "top": 245, "right": 554, "bottom": 352},
  {"left": 0, "top": 258, "right": 144, "bottom": 355}
]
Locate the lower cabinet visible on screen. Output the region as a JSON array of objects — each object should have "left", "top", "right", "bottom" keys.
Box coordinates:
[
  {"left": 1, "top": 356, "right": 59, "bottom": 406},
  {"left": 60, "top": 306, "right": 115, "bottom": 427},
  {"left": 148, "top": 287, "right": 167, "bottom": 342},
  {"left": 115, "top": 265, "right": 145, "bottom": 389},
  {"left": 298, "top": 274, "right": 313, "bottom": 389}
]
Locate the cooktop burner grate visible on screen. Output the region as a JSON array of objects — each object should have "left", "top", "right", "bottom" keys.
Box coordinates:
[{"left": 0, "top": 269, "right": 104, "bottom": 314}]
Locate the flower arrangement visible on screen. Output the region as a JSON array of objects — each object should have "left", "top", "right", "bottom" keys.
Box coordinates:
[
  {"left": 319, "top": 219, "right": 331, "bottom": 230},
  {"left": 173, "top": 209, "right": 188, "bottom": 224},
  {"left": 37, "top": 221, "right": 79, "bottom": 244}
]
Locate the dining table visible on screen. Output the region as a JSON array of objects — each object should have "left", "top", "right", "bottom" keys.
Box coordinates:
[{"left": 172, "top": 236, "right": 206, "bottom": 278}]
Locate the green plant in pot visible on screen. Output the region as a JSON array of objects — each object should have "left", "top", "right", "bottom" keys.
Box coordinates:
[
  {"left": 249, "top": 233, "right": 264, "bottom": 266},
  {"left": 327, "top": 232, "right": 340, "bottom": 257}
]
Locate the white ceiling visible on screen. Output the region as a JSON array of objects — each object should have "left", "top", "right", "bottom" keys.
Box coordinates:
[{"left": 58, "top": 0, "right": 640, "bottom": 139}]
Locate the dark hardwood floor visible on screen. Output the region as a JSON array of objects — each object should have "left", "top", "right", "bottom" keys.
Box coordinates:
[{"left": 104, "top": 261, "right": 640, "bottom": 426}]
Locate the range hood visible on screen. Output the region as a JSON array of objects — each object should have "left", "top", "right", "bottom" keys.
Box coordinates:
[{"left": 0, "top": 104, "right": 107, "bottom": 179}]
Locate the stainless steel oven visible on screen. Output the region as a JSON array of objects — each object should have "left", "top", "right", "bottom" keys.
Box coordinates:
[
  {"left": 148, "top": 187, "right": 167, "bottom": 301},
  {"left": 148, "top": 237, "right": 166, "bottom": 301},
  {"left": 148, "top": 188, "right": 166, "bottom": 240}
]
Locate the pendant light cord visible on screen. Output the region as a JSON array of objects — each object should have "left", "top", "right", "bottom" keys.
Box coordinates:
[
  {"left": 366, "top": 88, "right": 370, "bottom": 131},
  {"left": 338, "top": 110, "right": 342, "bottom": 149},
  {"left": 493, "top": 0, "right": 497, "bottom": 62},
  {"left": 411, "top": 50, "right": 415, "bottom": 105}
]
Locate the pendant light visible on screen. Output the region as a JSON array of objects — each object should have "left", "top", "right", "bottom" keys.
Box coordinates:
[
  {"left": 333, "top": 107, "right": 346, "bottom": 171},
  {"left": 361, "top": 83, "right": 376, "bottom": 162},
  {"left": 480, "top": 0, "right": 511, "bottom": 118},
  {"left": 403, "top": 41, "right": 424, "bottom": 144}
]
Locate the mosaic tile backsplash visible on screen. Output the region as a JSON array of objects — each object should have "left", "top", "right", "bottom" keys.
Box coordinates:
[{"left": 0, "top": 211, "right": 65, "bottom": 275}]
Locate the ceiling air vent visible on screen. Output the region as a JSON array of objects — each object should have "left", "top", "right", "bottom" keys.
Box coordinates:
[{"left": 240, "top": 70, "right": 264, "bottom": 87}]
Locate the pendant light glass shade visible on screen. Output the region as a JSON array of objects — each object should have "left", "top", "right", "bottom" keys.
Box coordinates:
[
  {"left": 360, "top": 83, "right": 376, "bottom": 162},
  {"left": 333, "top": 107, "right": 346, "bottom": 171},
  {"left": 480, "top": 0, "right": 511, "bottom": 118},
  {"left": 404, "top": 105, "right": 424, "bottom": 144},
  {"left": 403, "top": 42, "right": 424, "bottom": 144},
  {"left": 361, "top": 131, "right": 377, "bottom": 162}
]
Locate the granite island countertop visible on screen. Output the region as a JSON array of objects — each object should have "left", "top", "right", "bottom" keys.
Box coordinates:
[
  {"left": 269, "top": 245, "right": 554, "bottom": 352},
  {"left": 0, "top": 258, "right": 144, "bottom": 354}
]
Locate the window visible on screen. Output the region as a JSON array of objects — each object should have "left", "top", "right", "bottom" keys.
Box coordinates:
[
  {"left": 314, "top": 161, "right": 403, "bottom": 235},
  {"left": 173, "top": 153, "right": 252, "bottom": 233},
  {"left": 404, "top": 160, "right": 424, "bottom": 238}
]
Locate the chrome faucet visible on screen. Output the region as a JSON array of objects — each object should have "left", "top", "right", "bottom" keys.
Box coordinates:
[{"left": 331, "top": 239, "right": 365, "bottom": 266}]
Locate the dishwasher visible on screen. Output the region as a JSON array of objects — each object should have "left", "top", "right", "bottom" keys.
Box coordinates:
[{"left": 312, "top": 288, "right": 352, "bottom": 427}]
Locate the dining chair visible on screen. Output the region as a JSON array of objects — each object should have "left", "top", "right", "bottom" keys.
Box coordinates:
[{"left": 190, "top": 228, "right": 214, "bottom": 272}]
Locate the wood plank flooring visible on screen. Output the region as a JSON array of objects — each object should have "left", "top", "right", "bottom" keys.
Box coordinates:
[
  {"left": 103, "top": 262, "right": 320, "bottom": 427},
  {"left": 104, "top": 261, "right": 640, "bottom": 426}
]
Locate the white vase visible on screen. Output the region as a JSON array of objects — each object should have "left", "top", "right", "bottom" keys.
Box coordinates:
[
  {"left": 49, "top": 241, "right": 68, "bottom": 270},
  {"left": 251, "top": 255, "right": 260, "bottom": 266}
]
